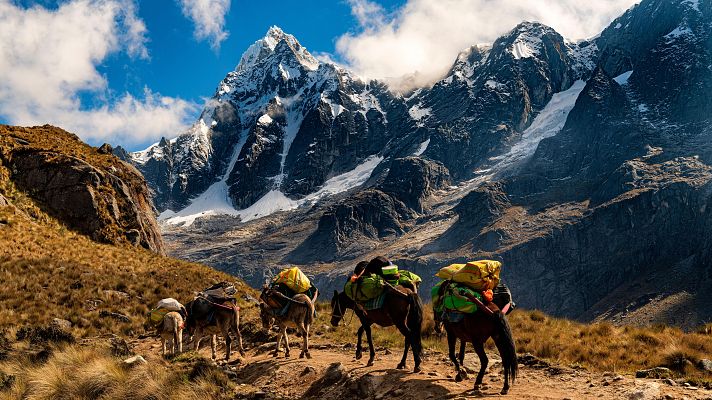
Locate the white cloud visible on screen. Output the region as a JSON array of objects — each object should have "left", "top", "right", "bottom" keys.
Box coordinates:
[
  {"left": 0, "top": 0, "right": 196, "bottom": 148},
  {"left": 337, "top": 0, "right": 640, "bottom": 89},
  {"left": 178, "top": 0, "right": 231, "bottom": 50}
]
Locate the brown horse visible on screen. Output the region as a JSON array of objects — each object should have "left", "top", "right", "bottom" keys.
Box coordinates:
[
  {"left": 185, "top": 296, "right": 245, "bottom": 361},
  {"left": 259, "top": 286, "right": 318, "bottom": 359},
  {"left": 330, "top": 284, "right": 424, "bottom": 372},
  {"left": 442, "top": 301, "right": 517, "bottom": 395}
]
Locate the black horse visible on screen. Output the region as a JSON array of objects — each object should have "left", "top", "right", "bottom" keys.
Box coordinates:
[{"left": 330, "top": 283, "right": 424, "bottom": 372}]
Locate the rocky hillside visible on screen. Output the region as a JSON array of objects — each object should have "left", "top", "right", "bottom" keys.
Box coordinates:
[
  {"left": 134, "top": 0, "right": 711, "bottom": 327},
  {"left": 0, "top": 125, "right": 164, "bottom": 253}
]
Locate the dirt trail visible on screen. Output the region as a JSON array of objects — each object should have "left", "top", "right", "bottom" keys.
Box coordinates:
[{"left": 133, "top": 336, "right": 712, "bottom": 400}]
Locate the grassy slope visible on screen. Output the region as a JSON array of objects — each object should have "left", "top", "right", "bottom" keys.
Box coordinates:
[{"left": 0, "top": 128, "right": 259, "bottom": 399}]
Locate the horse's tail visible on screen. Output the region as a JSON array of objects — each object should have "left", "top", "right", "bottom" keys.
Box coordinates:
[
  {"left": 407, "top": 292, "right": 424, "bottom": 356},
  {"left": 305, "top": 288, "right": 318, "bottom": 326},
  {"left": 493, "top": 311, "right": 518, "bottom": 385}
]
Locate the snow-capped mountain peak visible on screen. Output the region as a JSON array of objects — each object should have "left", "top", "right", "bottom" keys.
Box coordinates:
[{"left": 236, "top": 25, "right": 319, "bottom": 74}]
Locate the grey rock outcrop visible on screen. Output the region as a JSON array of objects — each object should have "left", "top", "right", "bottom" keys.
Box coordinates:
[
  {"left": 378, "top": 157, "right": 450, "bottom": 213},
  {"left": 0, "top": 125, "right": 164, "bottom": 254}
]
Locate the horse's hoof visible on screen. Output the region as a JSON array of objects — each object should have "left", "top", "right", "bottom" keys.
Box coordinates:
[
  {"left": 500, "top": 389, "right": 509, "bottom": 395},
  {"left": 413, "top": 366, "right": 422, "bottom": 373},
  {"left": 396, "top": 363, "right": 405, "bottom": 370},
  {"left": 240, "top": 351, "right": 246, "bottom": 357},
  {"left": 455, "top": 373, "right": 463, "bottom": 382},
  {"left": 299, "top": 353, "right": 305, "bottom": 359},
  {"left": 366, "top": 360, "right": 374, "bottom": 367},
  {"left": 355, "top": 352, "right": 362, "bottom": 360},
  {"left": 271, "top": 352, "right": 278, "bottom": 358},
  {"left": 306, "top": 352, "right": 312, "bottom": 359}
]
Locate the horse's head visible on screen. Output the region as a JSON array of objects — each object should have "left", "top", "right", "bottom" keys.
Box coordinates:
[
  {"left": 258, "top": 302, "right": 275, "bottom": 330},
  {"left": 183, "top": 300, "right": 196, "bottom": 334},
  {"left": 330, "top": 290, "right": 345, "bottom": 327}
]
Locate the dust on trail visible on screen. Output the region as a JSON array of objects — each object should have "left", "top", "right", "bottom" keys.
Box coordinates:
[{"left": 133, "top": 336, "right": 712, "bottom": 400}]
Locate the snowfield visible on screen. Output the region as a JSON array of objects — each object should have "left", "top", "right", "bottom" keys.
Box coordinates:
[{"left": 162, "top": 155, "right": 383, "bottom": 226}]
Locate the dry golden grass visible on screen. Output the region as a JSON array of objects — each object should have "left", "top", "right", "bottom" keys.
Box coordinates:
[
  {"left": 317, "top": 302, "right": 712, "bottom": 383},
  {"left": 0, "top": 342, "right": 237, "bottom": 400},
  {"left": 0, "top": 204, "right": 255, "bottom": 336}
]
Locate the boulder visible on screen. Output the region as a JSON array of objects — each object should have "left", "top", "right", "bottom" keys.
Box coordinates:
[
  {"left": 698, "top": 359, "right": 712, "bottom": 373},
  {"left": 123, "top": 355, "right": 147, "bottom": 367},
  {"left": 323, "top": 362, "right": 348, "bottom": 385},
  {"left": 0, "top": 125, "right": 164, "bottom": 254},
  {"left": 379, "top": 157, "right": 451, "bottom": 213},
  {"left": 51, "top": 318, "right": 72, "bottom": 330},
  {"left": 635, "top": 367, "right": 673, "bottom": 379}
]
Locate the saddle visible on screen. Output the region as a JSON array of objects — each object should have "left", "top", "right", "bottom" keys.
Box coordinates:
[{"left": 200, "top": 282, "right": 237, "bottom": 302}]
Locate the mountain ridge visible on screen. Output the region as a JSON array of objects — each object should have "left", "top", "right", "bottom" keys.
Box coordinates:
[{"left": 133, "top": 0, "right": 711, "bottom": 327}]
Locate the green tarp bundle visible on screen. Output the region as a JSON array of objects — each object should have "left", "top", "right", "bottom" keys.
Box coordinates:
[
  {"left": 345, "top": 273, "right": 385, "bottom": 302},
  {"left": 432, "top": 281, "right": 482, "bottom": 314}
]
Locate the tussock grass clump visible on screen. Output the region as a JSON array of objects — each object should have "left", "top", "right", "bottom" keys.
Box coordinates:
[{"left": 1, "top": 345, "right": 235, "bottom": 400}]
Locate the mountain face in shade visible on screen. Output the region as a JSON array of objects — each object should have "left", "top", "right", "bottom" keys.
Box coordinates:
[{"left": 127, "top": 0, "right": 712, "bottom": 328}]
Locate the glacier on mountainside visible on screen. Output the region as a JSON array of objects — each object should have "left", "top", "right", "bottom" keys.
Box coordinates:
[
  {"left": 162, "top": 155, "right": 384, "bottom": 226},
  {"left": 486, "top": 80, "right": 587, "bottom": 174}
]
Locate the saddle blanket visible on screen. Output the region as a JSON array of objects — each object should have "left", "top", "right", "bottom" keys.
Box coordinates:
[
  {"left": 362, "top": 292, "right": 386, "bottom": 310},
  {"left": 441, "top": 310, "right": 465, "bottom": 323}
]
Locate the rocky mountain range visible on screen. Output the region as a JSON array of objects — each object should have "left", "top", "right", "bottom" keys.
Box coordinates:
[{"left": 120, "top": 0, "right": 712, "bottom": 328}]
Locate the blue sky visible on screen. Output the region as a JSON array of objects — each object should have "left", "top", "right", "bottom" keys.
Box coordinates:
[
  {"left": 0, "top": 0, "right": 637, "bottom": 151},
  {"left": 101, "top": 1, "right": 405, "bottom": 109}
]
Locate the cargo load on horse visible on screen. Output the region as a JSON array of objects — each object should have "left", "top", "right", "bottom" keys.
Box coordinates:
[
  {"left": 345, "top": 258, "right": 422, "bottom": 308},
  {"left": 262, "top": 267, "right": 318, "bottom": 316},
  {"left": 259, "top": 266, "right": 319, "bottom": 359},
  {"left": 432, "top": 260, "right": 514, "bottom": 324},
  {"left": 148, "top": 297, "right": 187, "bottom": 327},
  {"left": 436, "top": 260, "right": 501, "bottom": 291}
]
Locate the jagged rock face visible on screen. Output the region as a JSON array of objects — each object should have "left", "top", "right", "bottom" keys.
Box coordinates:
[
  {"left": 501, "top": 158, "right": 712, "bottom": 317},
  {"left": 131, "top": 22, "right": 598, "bottom": 215},
  {"left": 596, "top": 0, "right": 701, "bottom": 77},
  {"left": 0, "top": 125, "right": 164, "bottom": 254},
  {"left": 378, "top": 157, "right": 450, "bottom": 213},
  {"left": 289, "top": 189, "right": 416, "bottom": 263},
  {"left": 128, "top": 27, "right": 414, "bottom": 213},
  {"left": 509, "top": 67, "right": 647, "bottom": 206},
  {"left": 419, "top": 22, "right": 596, "bottom": 179}
]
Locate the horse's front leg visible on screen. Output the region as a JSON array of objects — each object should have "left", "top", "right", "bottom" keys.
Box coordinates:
[
  {"left": 355, "top": 325, "right": 364, "bottom": 360},
  {"left": 447, "top": 330, "right": 464, "bottom": 382},
  {"left": 282, "top": 326, "right": 290, "bottom": 358},
  {"left": 457, "top": 340, "right": 468, "bottom": 379},
  {"left": 299, "top": 322, "right": 311, "bottom": 359},
  {"left": 192, "top": 327, "right": 202, "bottom": 352},
  {"left": 273, "top": 326, "right": 283, "bottom": 357},
  {"left": 473, "top": 341, "right": 488, "bottom": 390},
  {"left": 364, "top": 324, "right": 375, "bottom": 367},
  {"left": 210, "top": 335, "right": 217, "bottom": 360}
]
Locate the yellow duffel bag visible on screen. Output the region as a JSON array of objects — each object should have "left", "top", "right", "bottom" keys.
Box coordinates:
[
  {"left": 435, "top": 263, "right": 466, "bottom": 280},
  {"left": 451, "top": 260, "right": 501, "bottom": 291},
  {"left": 273, "top": 266, "right": 311, "bottom": 293}
]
